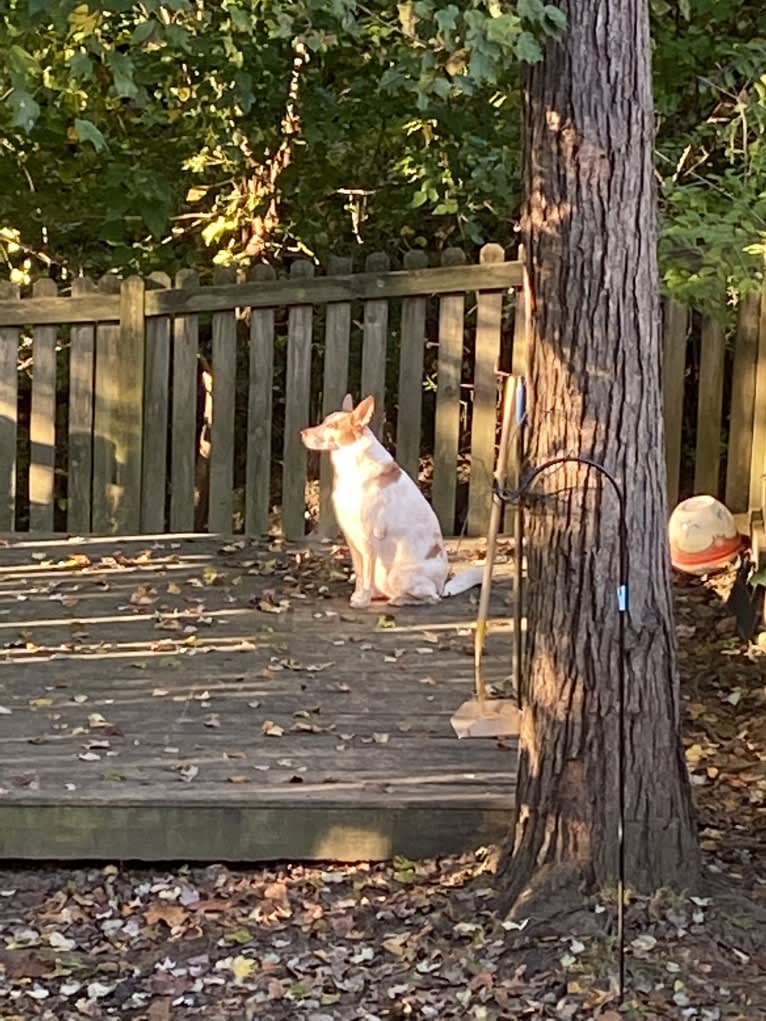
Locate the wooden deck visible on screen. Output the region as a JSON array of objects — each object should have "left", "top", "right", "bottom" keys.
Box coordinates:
[{"left": 0, "top": 535, "right": 518, "bottom": 863}]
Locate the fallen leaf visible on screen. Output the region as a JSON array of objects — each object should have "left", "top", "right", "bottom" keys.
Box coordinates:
[
  {"left": 203, "top": 565, "right": 225, "bottom": 586},
  {"left": 230, "top": 955, "right": 257, "bottom": 981},
  {"left": 263, "top": 721, "right": 285, "bottom": 737},
  {"left": 47, "top": 931, "right": 76, "bottom": 951},
  {"left": 130, "top": 585, "right": 158, "bottom": 607},
  {"left": 631, "top": 933, "right": 657, "bottom": 952},
  {"left": 144, "top": 903, "right": 188, "bottom": 929}
]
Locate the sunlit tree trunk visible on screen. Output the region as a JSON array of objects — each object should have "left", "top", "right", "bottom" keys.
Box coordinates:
[{"left": 497, "top": 0, "right": 700, "bottom": 914}]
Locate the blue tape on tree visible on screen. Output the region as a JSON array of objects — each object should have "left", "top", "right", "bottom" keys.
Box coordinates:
[
  {"left": 617, "top": 585, "right": 628, "bottom": 612},
  {"left": 515, "top": 378, "right": 526, "bottom": 424}
]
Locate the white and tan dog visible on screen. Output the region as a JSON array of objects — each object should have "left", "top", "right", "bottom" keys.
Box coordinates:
[{"left": 301, "top": 394, "right": 483, "bottom": 608}]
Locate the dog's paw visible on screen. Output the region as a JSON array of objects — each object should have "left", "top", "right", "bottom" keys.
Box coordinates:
[{"left": 350, "top": 589, "right": 372, "bottom": 609}]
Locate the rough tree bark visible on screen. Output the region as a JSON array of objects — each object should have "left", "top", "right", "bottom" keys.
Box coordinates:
[{"left": 497, "top": 0, "right": 700, "bottom": 916}]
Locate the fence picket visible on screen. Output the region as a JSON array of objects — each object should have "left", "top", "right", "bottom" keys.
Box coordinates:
[
  {"left": 468, "top": 243, "right": 505, "bottom": 537},
  {"left": 432, "top": 248, "right": 467, "bottom": 534},
  {"left": 142, "top": 272, "right": 171, "bottom": 532},
  {"left": 726, "top": 291, "right": 759, "bottom": 513},
  {"left": 208, "top": 268, "right": 238, "bottom": 533},
  {"left": 662, "top": 300, "right": 688, "bottom": 510},
  {"left": 246, "top": 264, "right": 277, "bottom": 536},
  {"left": 29, "top": 278, "right": 58, "bottom": 532},
  {"left": 92, "top": 275, "right": 121, "bottom": 531},
  {"left": 170, "top": 270, "right": 199, "bottom": 532},
  {"left": 319, "top": 255, "right": 352, "bottom": 535},
  {"left": 114, "top": 275, "right": 146, "bottom": 533},
  {"left": 68, "top": 277, "right": 96, "bottom": 533},
  {"left": 396, "top": 251, "right": 428, "bottom": 483},
  {"left": 0, "top": 281, "right": 19, "bottom": 531},
  {"left": 750, "top": 280, "right": 766, "bottom": 512},
  {"left": 694, "top": 314, "right": 725, "bottom": 495},
  {"left": 282, "top": 260, "right": 315, "bottom": 540},
  {"left": 361, "top": 252, "right": 390, "bottom": 438}
]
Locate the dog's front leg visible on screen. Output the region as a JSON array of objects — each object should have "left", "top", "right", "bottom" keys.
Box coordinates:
[
  {"left": 349, "top": 545, "right": 375, "bottom": 609},
  {"left": 346, "top": 539, "right": 363, "bottom": 594}
]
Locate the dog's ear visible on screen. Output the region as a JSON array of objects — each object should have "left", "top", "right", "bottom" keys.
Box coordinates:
[
  {"left": 341, "top": 393, "right": 354, "bottom": 412},
  {"left": 352, "top": 394, "right": 375, "bottom": 428}
]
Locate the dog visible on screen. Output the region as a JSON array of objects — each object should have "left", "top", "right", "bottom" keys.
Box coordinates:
[{"left": 301, "top": 394, "right": 483, "bottom": 607}]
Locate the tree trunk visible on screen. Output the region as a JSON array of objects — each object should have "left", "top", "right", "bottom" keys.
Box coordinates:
[{"left": 497, "top": 0, "right": 700, "bottom": 915}]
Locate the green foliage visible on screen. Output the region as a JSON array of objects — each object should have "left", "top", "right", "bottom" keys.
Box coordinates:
[
  {"left": 4, "top": 0, "right": 764, "bottom": 312},
  {"left": 0, "top": 1, "right": 562, "bottom": 281},
  {"left": 653, "top": 1, "right": 766, "bottom": 306}
]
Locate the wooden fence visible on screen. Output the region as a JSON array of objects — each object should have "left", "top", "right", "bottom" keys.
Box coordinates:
[
  {"left": 662, "top": 287, "right": 765, "bottom": 515},
  {"left": 0, "top": 245, "right": 524, "bottom": 540},
  {"left": 0, "top": 247, "right": 763, "bottom": 540}
]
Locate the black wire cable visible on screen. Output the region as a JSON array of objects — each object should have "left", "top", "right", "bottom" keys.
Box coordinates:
[{"left": 496, "top": 455, "right": 629, "bottom": 1000}]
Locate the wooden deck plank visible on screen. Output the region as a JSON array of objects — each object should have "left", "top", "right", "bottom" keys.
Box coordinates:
[{"left": 0, "top": 537, "right": 517, "bottom": 861}]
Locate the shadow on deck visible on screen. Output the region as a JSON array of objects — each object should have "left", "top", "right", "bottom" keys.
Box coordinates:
[{"left": 0, "top": 535, "right": 519, "bottom": 862}]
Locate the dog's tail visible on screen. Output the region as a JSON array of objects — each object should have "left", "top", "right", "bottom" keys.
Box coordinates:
[{"left": 443, "top": 564, "right": 485, "bottom": 598}]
